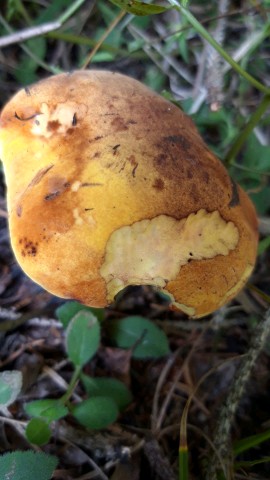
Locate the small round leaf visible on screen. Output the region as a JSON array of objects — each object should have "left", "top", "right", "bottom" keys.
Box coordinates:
[
  {"left": 66, "top": 311, "right": 100, "bottom": 366},
  {"left": 25, "top": 418, "right": 51, "bottom": 446},
  {"left": 56, "top": 301, "right": 104, "bottom": 328},
  {"left": 73, "top": 396, "right": 119, "bottom": 430},
  {"left": 24, "top": 399, "right": 68, "bottom": 422},
  {"left": 81, "top": 374, "right": 132, "bottom": 411},
  {"left": 0, "top": 370, "right": 22, "bottom": 406},
  {"left": 108, "top": 316, "right": 170, "bottom": 358}
]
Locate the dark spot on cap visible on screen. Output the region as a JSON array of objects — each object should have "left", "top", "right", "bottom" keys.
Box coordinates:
[
  {"left": 72, "top": 113, "right": 77, "bottom": 126},
  {"left": 81, "top": 182, "right": 103, "bottom": 187},
  {"left": 44, "top": 177, "right": 70, "bottom": 201},
  {"left": 154, "top": 153, "right": 167, "bottom": 165},
  {"left": 152, "top": 178, "right": 164, "bottom": 190},
  {"left": 15, "top": 112, "right": 39, "bottom": 122},
  {"left": 16, "top": 204, "right": 22, "bottom": 217},
  {"left": 44, "top": 191, "right": 61, "bottom": 201},
  {"left": 47, "top": 120, "right": 61, "bottom": 132},
  {"left": 20, "top": 238, "right": 38, "bottom": 257},
  {"left": 111, "top": 116, "right": 128, "bottom": 132},
  {"left": 163, "top": 135, "right": 191, "bottom": 150},
  {"left": 128, "top": 154, "right": 136, "bottom": 166},
  {"left": 132, "top": 163, "right": 138, "bottom": 178},
  {"left": 190, "top": 183, "right": 199, "bottom": 202},
  {"left": 202, "top": 171, "right": 209, "bottom": 184},
  {"left": 229, "top": 178, "right": 240, "bottom": 207},
  {"left": 112, "top": 144, "right": 120, "bottom": 155}
]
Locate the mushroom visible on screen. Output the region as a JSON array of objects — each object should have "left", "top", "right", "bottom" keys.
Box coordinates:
[{"left": 0, "top": 70, "right": 258, "bottom": 318}]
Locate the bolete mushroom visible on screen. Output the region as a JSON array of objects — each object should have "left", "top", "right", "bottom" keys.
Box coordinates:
[{"left": 0, "top": 70, "right": 258, "bottom": 318}]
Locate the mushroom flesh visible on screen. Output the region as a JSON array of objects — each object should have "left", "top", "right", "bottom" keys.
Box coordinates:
[{"left": 0, "top": 70, "right": 258, "bottom": 318}]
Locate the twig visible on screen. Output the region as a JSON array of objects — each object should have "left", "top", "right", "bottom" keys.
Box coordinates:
[
  {"left": 167, "top": 0, "right": 270, "bottom": 95},
  {"left": 0, "top": 415, "right": 27, "bottom": 427},
  {"left": 0, "top": 0, "right": 87, "bottom": 73},
  {"left": 60, "top": 438, "right": 109, "bottom": 480},
  {"left": 0, "top": 21, "right": 61, "bottom": 48},
  {"left": 0, "top": 309, "right": 50, "bottom": 332},
  {"left": 155, "top": 322, "right": 211, "bottom": 431},
  {"left": 128, "top": 24, "right": 193, "bottom": 84},
  {"left": 81, "top": 9, "right": 126, "bottom": 69},
  {"left": 151, "top": 347, "right": 182, "bottom": 432},
  {"left": 205, "top": 0, "right": 230, "bottom": 109},
  {"left": 0, "top": 0, "right": 87, "bottom": 48}
]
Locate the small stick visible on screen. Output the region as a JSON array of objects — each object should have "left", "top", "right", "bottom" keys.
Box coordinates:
[
  {"left": 81, "top": 9, "right": 126, "bottom": 69},
  {"left": 0, "top": 21, "right": 61, "bottom": 48}
]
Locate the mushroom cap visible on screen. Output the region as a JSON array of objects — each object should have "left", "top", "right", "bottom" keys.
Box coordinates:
[{"left": 0, "top": 70, "right": 258, "bottom": 318}]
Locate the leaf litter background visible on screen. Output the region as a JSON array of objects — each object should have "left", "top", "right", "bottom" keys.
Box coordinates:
[{"left": 0, "top": 1, "right": 270, "bottom": 479}]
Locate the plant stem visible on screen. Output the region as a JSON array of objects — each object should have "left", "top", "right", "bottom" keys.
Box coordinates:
[
  {"left": 167, "top": 0, "right": 270, "bottom": 96},
  {"left": 81, "top": 9, "right": 126, "bottom": 69},
  {"left": 47, "top": 31, "right": 146, "bottom": 59},
  {"left": 224, "top": 94, "right": 270, "bottom": 166},
  {"left": 58, "top": 0, "right": 87, "bottom": 24},
  {"left": 60, "top": 365, "right": 82, "bottom": 404}
]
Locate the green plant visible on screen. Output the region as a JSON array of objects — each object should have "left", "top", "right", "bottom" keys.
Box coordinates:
[
  {"left": 1, "top": 1, "right": 270, "bottom": 479},
  {"left": 0, "top": 370, "right": 22, "bottom": 408},
  {"left": 0, "top": 450, "right": 57, "bottom": 480},
  {"left": 22, "top": 301, "right": 169, "bottom": 445}
]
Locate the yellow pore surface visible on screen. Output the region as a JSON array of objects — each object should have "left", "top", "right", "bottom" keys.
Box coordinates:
[{"left": 0, "top": 70, "right": 258, "bottom": 317}]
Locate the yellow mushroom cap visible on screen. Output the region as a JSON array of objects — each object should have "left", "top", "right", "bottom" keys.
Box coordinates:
[{"left": 0, "top": 70, "right": 258, "bottom": 318}]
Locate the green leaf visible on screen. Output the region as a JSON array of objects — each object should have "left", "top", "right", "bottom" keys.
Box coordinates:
[
  {"left": 56, "top": 301, "right": 104, "bottom": 328},
  {"left": 66, "top": 311, "right": 100, "bottom": 367},
  {"left": 81, "top": 374, "right": 132, "bottom": 411},
  {"left": 0, "top": 370, "right": 22, "bottom": 407},
  {"left": 234, "top": 428, "right": 270, "bottom": 456},
  {"left": 178, "top": 32, "right": 189, "bottom": 64},
  {"left": 24, "top": 399, "right": 68, "bottom": 422},
  {"left": 108, "top": 316, "right": 170, "bottom": 358},
  {"left": 109, "top": 0, "right": 170, "bottom": 16},
  {"left": 179, "top": 444, "right": 189, "bottom": 480},
  {"left": 0, "top": 450, "right": 57, "bottom": 480},
  {"left": 0, "top": 380, "right": 12, "bottom": 405},
  {"left": 243, "top": 133, "right": 270, "bottom": 173},
  {"left": 25, "top": 418, "right": 51, "bottom": 446},
  {"left": 73, "top": 396, "right": 119, "bottom": 429},
  {"left": 15, "top": 37, "right": 47, "bottom": 85},
  {"left": 258, "top": 236, "right": 270, "bottom": 256},
  {"left": 6, "top": 0, "right": 19, "bottom": 21},
  {"left": 35, "top": 0, "right": 74, "bottom": 23},
  {"left": 250, "top": 186, "right": 270, "bottom": 215}
]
